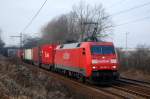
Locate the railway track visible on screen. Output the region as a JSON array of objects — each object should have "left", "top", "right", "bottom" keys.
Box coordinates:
[
  {"left": 92, "top": 86, "right": 139, "bottom": 99},
  {"left": 21, "top": 62, "right": 150, "bottom": 99},
  {"left": 120, "top": 77, "right": 150, "bottom": 84},
  {"left": 120, "top": 77, "right": 150, "bottom": 88},
  {"left": 112, "top": 85, "right": 150, "bottom": 98},
  {"left": 111, "top": 77, "right": 150, "bottom": 98}
]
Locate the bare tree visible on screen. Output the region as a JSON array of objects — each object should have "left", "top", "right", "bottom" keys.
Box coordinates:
[
  {"left": 117, "top": 45, "right": 150, "bottom": 73},
  {"left": 41, "top": 1, "right": 112, "bottom": 43},
  {"left": 0, "top": 29, "right": 5, "bottom": 48},
  {"left": 0, "top": 29, "right": 5, "bottom": 55},
  {"left": 41, "top": 15, "right": 69, "bottom": 44},
  {"left": 71, "top": 1, "right": 112, "bottom": 41}
]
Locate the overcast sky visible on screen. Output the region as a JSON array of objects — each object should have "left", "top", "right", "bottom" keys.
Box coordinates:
[{"left": 0, "top": 0, "right": 150, "bottom": 48}]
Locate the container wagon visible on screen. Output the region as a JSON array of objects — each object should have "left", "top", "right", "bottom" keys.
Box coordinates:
[
  {"left": 32, "top": 47, "right": 40, "bottom": 66},
  {"left": 41, "top": 44, "right": 57, "bottom": 69},
  {"left": 24, "top": 49, "right": 33, "bottom": 63},
  {"left": 17, "top": 49, "right": 23, "bottom": 59}
]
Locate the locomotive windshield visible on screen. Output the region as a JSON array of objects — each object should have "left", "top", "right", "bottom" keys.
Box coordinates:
[{"left": 91, "top": 45, "right": 115, "bottom": 54}]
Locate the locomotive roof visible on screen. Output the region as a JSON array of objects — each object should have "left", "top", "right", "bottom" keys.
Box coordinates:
[{"left": 56, "top": 42, "right": 114, "bottom": 49}]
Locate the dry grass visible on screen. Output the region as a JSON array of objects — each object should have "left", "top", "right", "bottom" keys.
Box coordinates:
[{"left": 0, "top": 56, "right": 72, "bottom": 99}]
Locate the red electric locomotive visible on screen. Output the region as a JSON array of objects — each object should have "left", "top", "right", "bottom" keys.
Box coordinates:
[{"left": 54, "top": 42, "right": 119, "bottom": 83}]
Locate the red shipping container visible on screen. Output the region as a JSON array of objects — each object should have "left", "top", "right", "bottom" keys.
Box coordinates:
[
  {"left": 17, "top": 49, "right": 23, "bottom": 59},
  {"left": 17, "top": 50, "right": 21, "bottom": 58},
  {"left": 32, "top": 47, "right": 40, "bottom": 65},
  {"left": 41, "top": 44, "right": 57, "bottom": 67}
]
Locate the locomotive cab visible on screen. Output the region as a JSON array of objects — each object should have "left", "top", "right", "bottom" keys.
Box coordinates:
[{"left": 89, "top": 43, "right": 119, "bottom": 82}]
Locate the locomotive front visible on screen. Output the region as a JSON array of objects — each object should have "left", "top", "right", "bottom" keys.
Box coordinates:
[{"left": 89, "top": 42, "right": 119, "bottom": 82}]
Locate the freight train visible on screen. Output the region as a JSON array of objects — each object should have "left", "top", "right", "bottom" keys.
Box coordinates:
[{"left": 16, "top": 41, "right": 119, "bottom": 84}]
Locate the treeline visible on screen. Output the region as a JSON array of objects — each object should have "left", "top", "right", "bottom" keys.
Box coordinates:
[
  {"left": 0, "top": 29, "right": 5, "bottom": 54},
  {"left": 41, "top": 2, "right": 112, "bottom": 44},
  {"left": 23, "top": 1, "right": 112, "bottom": 48},
  {"left": 117, "top": 45, "right": 150, "bottom": 73}
]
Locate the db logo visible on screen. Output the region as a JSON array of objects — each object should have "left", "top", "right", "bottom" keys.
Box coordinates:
[
  {"left": 63, "top": 53, "right": 70, "bottom": 60},
  {"left": 45, "top": 52, "right": 49, "bottom": 58}
]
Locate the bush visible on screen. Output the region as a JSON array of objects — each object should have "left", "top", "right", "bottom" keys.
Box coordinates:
[{"left": 117, "top": 46, "right": 150, "bottom": 73}]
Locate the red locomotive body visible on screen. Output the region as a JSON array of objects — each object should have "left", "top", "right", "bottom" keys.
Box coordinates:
[
  {"left": 40, "top": 44, "right": 57, "bottom": 69},
  {"left": 55, "top": 42, "right": 119, "bottom": 82}
]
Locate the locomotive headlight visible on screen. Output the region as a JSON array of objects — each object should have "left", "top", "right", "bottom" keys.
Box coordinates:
[
  {"left": 92, "top": 66, "right": 96, "bottom": 69},
  {"left": 110, "top": 59, "right": 117, "bottom": 63},
  {"left": 112, "top": 66, "right": 117, "bottom": 69},
  {"left": 92, "top": 59, "right": 98, "bottom": 64}
]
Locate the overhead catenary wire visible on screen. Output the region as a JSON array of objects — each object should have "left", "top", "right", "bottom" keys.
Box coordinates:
[
  {"left": 21, "top": 0, "right": 48, "bottom": 33},
  {"left": 113, "top": 15, "right": 150, "bottom": 27},
  {"left": 19, "top": 1, "right": 150, "bottom": 36},
  {"left": 18, "top": 0, "right": 48, "bottom": 48},
  {"left": 110, "top": 1, "right": 150, "bottom": 17},
  {"left": 21, "top": 0, "right": 149, "bottom": 32},
  {"left": 108, "top": 0, "right": 127, "bottom": 8}
]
